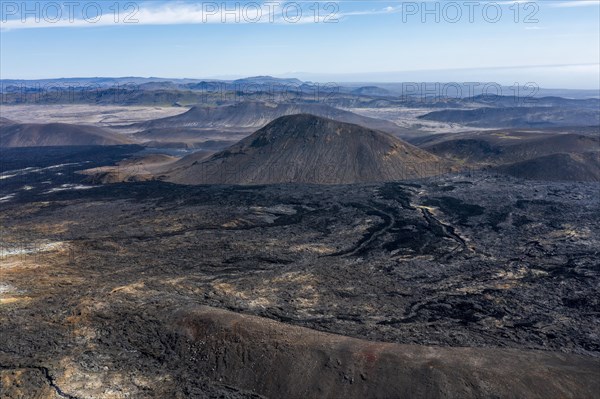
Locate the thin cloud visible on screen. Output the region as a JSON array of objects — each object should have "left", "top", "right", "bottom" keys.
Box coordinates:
[
  {"left": 1, "top": 2, "right": 323, "bottom": 30},
  {"left": 0, "top": 2, "right": 401, "bottom": 30},
  {"left": 550, "top": 0, "right": 600, "bottom": 8},
  {"left": 496, "top": 1, "right": 533, "bottom": 4},
  {"left": 340, "top": 6, "right": 401, "bottom": 17},
  {"left": 1, "top": 3, "right": 258, "bottom": 30}
]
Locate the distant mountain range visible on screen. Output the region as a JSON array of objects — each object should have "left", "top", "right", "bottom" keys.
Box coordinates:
[
  {"left": 0, "top": 76, "right": 305, "bottom": 88},
  {"left": 2, "top": 76, "right": 598, "bottom": 100}
]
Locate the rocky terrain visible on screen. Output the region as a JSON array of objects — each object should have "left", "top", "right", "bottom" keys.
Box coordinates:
[
  {"left": 174, "top": 306, "right": 598, "bottom": 399},
  {"left": 1, "top": 144, "right": 599, "bottom": 397}
]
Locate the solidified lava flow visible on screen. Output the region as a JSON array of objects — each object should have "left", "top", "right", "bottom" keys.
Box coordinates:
[{"left": 1, "top": 147, "right": 599, "bottom": 397}]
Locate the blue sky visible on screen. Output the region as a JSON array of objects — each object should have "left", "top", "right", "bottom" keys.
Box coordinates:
[{"left": 1, "top": 1, "right": 599, "bottom": 88}]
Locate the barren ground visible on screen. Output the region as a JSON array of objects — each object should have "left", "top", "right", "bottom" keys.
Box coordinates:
[
  {"left": 0, "top": 105, "right": 188, "bottom": 127},
  {"left": 1, "top": 147, "right": 598, "bottom": 397}
]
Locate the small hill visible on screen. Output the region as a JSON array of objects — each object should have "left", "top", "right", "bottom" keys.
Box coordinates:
[
  {"left": 417, "top": 131, "right": 599, "bottom": 166},
  {"left": 133, "top": 127, "right": 248, "bottom": 146},
  {"left": 154, "top": 150, "right": 214, "bottom": 179},
  {"left": 166, "top": 114, "right": 448, "bottom": 185},
  {"left": 0, "top": 117, "right": 16, "bottom": 127},
  {"left": 0, "top": 122, "right": 133, "bottom": 147},
  {"left": 134, "top": 127, "right": 230, "bottom": 140},
  {"left": 460, "top": 95, "right": 600, "bottom": 109},
  {"left": 351, "top": 86, "right": 391, "bottom": 97},
  {"left": 418, "top": 107, "right": 600, "bottom": 128},
  {"left": 133, "top": 126, "right": 241, "bottom": 151},
  {"left": 423, "top": 138, "right": 503, "bottom": 164},
  {"left": 133, "top": 101, "right": 405, "bottom": 136},
  {"left": 81, "top": 153, "right": 181, "bottom": 184},
  {"left": 174, "top": 305, "right": 600, "bottom": 399},
  {"left": 494, "top": 152, "right": 600, "bottom": 182}
]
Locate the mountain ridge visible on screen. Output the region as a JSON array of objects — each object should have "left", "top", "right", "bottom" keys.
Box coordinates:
[{"left": 132, "top": 101, "right": 409, "bottom": 137}]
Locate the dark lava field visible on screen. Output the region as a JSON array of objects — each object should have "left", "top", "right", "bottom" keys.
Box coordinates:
[{"left": 1, "top": 147, "right": 599, "bottom": 398}]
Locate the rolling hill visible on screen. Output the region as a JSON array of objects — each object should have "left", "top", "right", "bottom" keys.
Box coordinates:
[
  {"left": 418, "top": 107, "right": 600, "bottom": 128},
  {"left": 132, "top": 127, "right": 244, "bottom": 149},
  {"left": 494, "top": 152, "right": 600, "bottom": 182},
  {"left": 0, "top": 122, "right": 133, "bottom": 147},
  {"left": 0, "top": 117, "right": 16, "bottom": 127},
  {"left": 132, "top": 101, "right": 407, "bottom": 137},
  {"left": 414, "top": 131, "right": 599, "bottom": 165},
  {"left": 410, "top": 128, "right": 600, "bottom": 181}
]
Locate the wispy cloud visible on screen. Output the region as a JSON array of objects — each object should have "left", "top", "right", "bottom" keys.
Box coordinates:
[
  {"left": 340, "top": 6, "right": 401, "bottom": 17},
  {"left": 550, "top": 0, "right": 600, "bottom": 8},
  {"left": 3, "top": 1, "right": 597, "bottom": 31},
  {"left": 496, "top": 1, "right": 533, "bottom": 5},
  {"left": 0, "top": 2, "right": 405, "bottom": 30},
  {"left": 0, "top": 2, "right": 336, "bottom": 30}
]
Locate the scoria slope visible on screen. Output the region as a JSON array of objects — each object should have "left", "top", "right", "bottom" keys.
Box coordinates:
[{"left": 167, "top": 114, "right": 448, "bottom": 185}]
